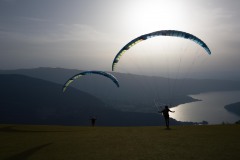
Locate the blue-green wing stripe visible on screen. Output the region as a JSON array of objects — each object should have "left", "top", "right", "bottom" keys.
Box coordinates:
[
  {"left": 62, "top": 71, "right": 119, "bottom": 92},
  {"left": 112, "top": 30, "right": 211, "bottom": 71}
]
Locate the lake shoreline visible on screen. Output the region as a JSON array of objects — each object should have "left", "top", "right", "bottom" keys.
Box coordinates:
[
  {"left": 224, "top": 101, "right": 240, "bottom": 117},
  {"left": 171, "top": 91, "right": 240, "bottom": 124}
]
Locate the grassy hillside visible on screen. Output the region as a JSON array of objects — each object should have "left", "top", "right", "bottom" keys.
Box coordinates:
[{"left": 0, "top": 124, "right": 239, "bottom": 160}]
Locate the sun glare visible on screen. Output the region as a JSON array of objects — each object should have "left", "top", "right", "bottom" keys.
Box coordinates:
[
  {"left": 116, "top": 0, "right": 209, "bottom": 77},
  {"left": 124, "top": 0, "right": 189, "bottom": 34}
]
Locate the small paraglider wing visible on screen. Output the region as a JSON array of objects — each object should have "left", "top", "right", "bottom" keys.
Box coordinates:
[
  {"left": 112, "top": 30, "right": 211, "bottom": 71},
  {"left": 62, "top": 71, "right": 119, "bottom": 92},
  {"left": 90, "top": 71, "right": 120, "bottom": 88},
  {"left": 62, "top": 74, "right": 83, "bottom": 92}
]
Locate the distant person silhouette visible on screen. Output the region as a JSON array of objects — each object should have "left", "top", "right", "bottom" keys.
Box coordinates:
[
  {"left": 159, "top": 105, "right": 175, "bottom": 129},
  {"left": 90, "top": 116, "right": 96, "bottom": 127}
]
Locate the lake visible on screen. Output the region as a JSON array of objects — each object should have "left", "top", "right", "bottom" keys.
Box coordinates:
[{"left": 171, "top": 91, "right": 240, "bottom": 124}]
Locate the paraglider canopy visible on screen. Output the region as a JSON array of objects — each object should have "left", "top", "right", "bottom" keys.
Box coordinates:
[
  {"left": 62, "top": 71, "right": 119, "bottom": 92},
  {"left": 112, "top": 30, "right": 211, "bottom": 71}
]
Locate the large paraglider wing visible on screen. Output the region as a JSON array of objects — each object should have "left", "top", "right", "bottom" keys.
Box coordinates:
[
  {"left": 112, "top": 30, "right": 211, "bottom": 71},
  {"left": 62, "top": 71, "right": 119, "bottom": 92}
]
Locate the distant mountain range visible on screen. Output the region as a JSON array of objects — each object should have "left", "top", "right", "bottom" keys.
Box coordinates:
[
  {"left": 1, "top": 67, "right": 240, "bottom": 113},
  {"left": 0, "top": 74, "right": 200, "bottom": 126}
]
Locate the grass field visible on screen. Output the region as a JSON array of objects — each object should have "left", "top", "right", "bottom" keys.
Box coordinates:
[{"left": 0, "top": 124, "right": 240, "bottom": 160}]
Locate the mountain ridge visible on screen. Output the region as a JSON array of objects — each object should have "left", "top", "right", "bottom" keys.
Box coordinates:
[
  {"left": 0, "top": 74, "right": 200, "bottom": 126},
  {"left": 1, "top": 67, "right": 240, "bottom": 113}
]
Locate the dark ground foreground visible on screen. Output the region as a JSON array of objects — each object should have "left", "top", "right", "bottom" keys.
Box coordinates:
[{"left": 0, "top": 124, "right": 239, "bottom": 160}]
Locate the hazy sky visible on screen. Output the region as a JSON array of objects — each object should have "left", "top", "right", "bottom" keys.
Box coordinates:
[{"left": 1, "top": 0, "right": 240, "bottom": 79}]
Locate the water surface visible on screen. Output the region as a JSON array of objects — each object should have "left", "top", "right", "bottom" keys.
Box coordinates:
[{"left": 171, "top": 91, "right": 240, "bottom": 124}]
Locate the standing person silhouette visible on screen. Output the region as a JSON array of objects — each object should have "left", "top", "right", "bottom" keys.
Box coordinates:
[
  {"left": 159, "top": 105, "right": 175, "bottom": 129},
  {"left": 90, "top": 116, "right": 96, "bottom": 127}
]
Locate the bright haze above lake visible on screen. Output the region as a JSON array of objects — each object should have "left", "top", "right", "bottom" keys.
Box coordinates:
[{"left": 1, "top": 0, "right": 240, "bottom": 80}]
